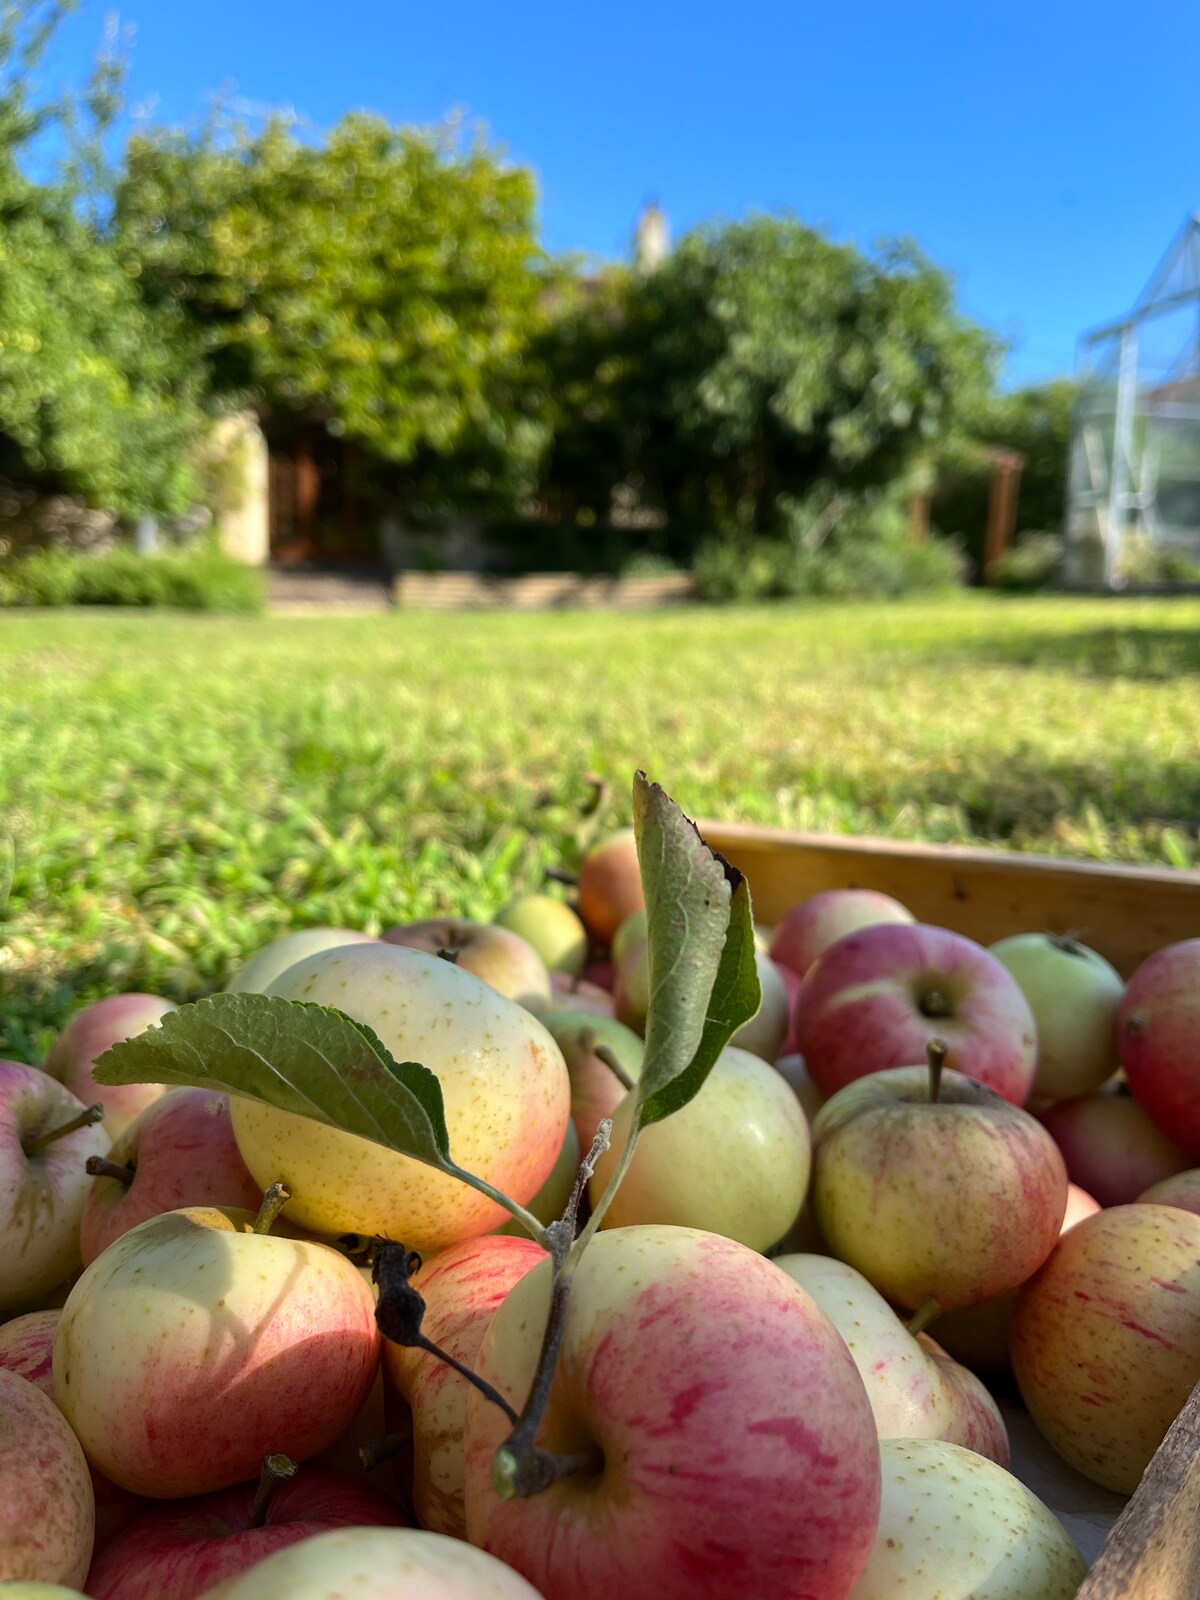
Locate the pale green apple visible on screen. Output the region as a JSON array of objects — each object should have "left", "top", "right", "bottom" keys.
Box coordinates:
[
  {"left": 609, "top": 908, "right": 647, "bottom": 970},
  {"left": 774, "top": 1254, "right": 1008, "bottom": 1462},
  {"left": 540, "top": 1010, "right": 644, "bottom": 1154},
  {"left": 223, "top": 928, "right": 377, "bottom": 995},
  {"left": 845, "top": 1438, "right": 1085, "bottom": 1598},
  {"left": 589, "top": 1045, "right": 810, "bottom": 1251},
  {"left": 731, "top": 950, "right": 790, "bottom": 1063},
  {"left": 990, "top": 933, "right": 1123, "bottom": 1100},
  {"left": 230, "top": 944, "right": 571, "bottom": 1250},
  {"left": 496, "top": 1119, "right": 579, "bottom": 1237},
  {"left": 191, "top": 1527, "right": 545, "bottom": 1599},
  {"left": 0, "top": 1587, "right": 90, "bottom": 1597},
  {"left": 493, "top": 895, "right": 588, "bottom": 978}
]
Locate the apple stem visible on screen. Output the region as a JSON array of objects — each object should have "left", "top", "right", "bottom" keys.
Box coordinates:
[
  {"left": 926, "top": 1038, "right": 949, "bottom": 1104},
  {"left": 86, "top": 1155, "right": 135, "bottom": 1185},
  {"left": 905, "top": 1296, "right": 942, "bottom": 1338},
  {"left": 252, "top": 1182, "right": 291, "bottom": 1234},
  {"left": 25, "top": 1102, "right": 105, "bottom": 1155},
  {"left": 358, "top": 1432, "right": 410, "bottom": 1472},
  {"left": 435, "top": 947, "right": 461, "bottom": 965},
  {"left": 491, "top": 1120, "right": 614, "bottom": 1500},
  {"left": 594, "top": 1045, "right": 634, "bottom": 1092},
  {"left": 1049, "top": 933, "right": 1087, "bottom": 957},
  {"left": 373, "top": 1242, "right": 520, "bottom": 1425},
  {"left": 545, "top": 867, "right": 578, "bottom": 889},
  {"left": 245, "top": 1454, "right": 297, "bottom": 1529}
]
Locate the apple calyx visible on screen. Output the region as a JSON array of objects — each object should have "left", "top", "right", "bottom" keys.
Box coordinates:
[
  {"left": 436, "top": 947, "right": 461, "bottom": 965},
  {"left": 926, "top": 1038, "right": 949, "bottom": 1104},
  {"left": 24, "top": 1100, "right": 105, "bottom": 1155},
  {"left": 252, "top": 1181, "right": 291, "bottom": 1234},
  {"left": 374, "top": 1241, "right": 519, "bottom": 1425},
  {"left": 594, "top": 1043, "right": 634, "bottom": 1092},
  {"left": 904, "top": 1296, "right": 942, "bottom": 1338},
  {"left": 246, "top": 1453, "right": 299, "bottom": 1529},
  {"left": 918, "top": 988, "right": 952, "bottom": 1020},
  {"left": 86, "top": 1154, "right": 136, "bottom": 1186}
]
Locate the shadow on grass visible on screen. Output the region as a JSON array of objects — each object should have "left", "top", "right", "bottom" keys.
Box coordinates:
[{"left": 951, "top": 625, "right": 1200, "bottom": 683}]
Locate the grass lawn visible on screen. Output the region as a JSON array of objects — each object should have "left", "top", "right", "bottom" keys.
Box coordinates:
[{"left": 3, "top": 592, "right": 1200, "bottom": 1059}]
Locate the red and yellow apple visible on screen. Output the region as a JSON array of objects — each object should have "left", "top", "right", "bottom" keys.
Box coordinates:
[
  {"left": 770, "top": 888, "right": 915, "bottom": 979},
  {"left": 45, "top": 996, "right": 176, "bottom": 1138}
]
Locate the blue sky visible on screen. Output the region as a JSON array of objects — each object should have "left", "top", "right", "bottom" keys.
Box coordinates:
[{"left": 45, "top": 0, "right": 1200, "bottom": 386}]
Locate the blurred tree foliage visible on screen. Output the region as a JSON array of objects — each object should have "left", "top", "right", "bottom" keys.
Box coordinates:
[
  {"left": 534, "top": 218, "right": 1001, "bottom": 546},
  {"left": 0, "top": 2, "right": 205, "bottom": 519},
  {"left": 115, "top": 113, "right": 551, "bottom": 509},
  {"left": 932, "top": 379, "right": 1076, "bottom": 570}
]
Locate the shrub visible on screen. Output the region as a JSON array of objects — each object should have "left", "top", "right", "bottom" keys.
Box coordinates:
[
  {"left": 692, "top": 533, "right": 964, "bottom": 602},
  {"left": 0, "top": 544, "right": 265, "bottom": 612},
  {"left": 992, "top": 533, "right": 1064, "bottom": 592}
]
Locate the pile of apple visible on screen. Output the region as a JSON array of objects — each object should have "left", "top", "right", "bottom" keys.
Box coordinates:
[{"left": 4, "top": 797, "right": 1200, "bottom": 1600}]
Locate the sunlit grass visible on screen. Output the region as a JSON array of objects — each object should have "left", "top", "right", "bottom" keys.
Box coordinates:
[{"left": 3, "top": 593, "right": 1199, "bottom": 1058}]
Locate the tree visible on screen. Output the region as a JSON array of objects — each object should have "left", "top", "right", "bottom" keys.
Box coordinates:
[
  {"left": 116, "top": 113, "right": 550, "bottom": 508},
  {"left": 538, "top": 216, "right": 1000, "bottom": 545},
  {"left": 0, "top": 2, "right": 206, "bottom": 522}
]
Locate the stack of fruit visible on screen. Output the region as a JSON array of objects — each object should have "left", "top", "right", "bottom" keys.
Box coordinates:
[{"left": 3, "top": 777, "right": 1200, "bottom": 1600}]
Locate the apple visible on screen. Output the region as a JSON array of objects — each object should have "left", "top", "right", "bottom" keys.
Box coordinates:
[
  {"left": 0, "top": 1369, "right": 93, "bottom": 1587},
  {"left": 774, "top": 1052, "right": 825, "bottom": 1122},
  {"left": 537, "top": 972, "right": 615, "bottom": 1019},
  {"left": 463, "top": 1225, "right": 881, "bottom": 1600},
  {"left": 1011, "top": 1203, "right": 1200, "bottom": 1493},
  {"left": 576, "top": 828, "right": 643, "bottom": 946},
  {"left": 189, "top": 1527, "right": 546, "bottom": 1600},
  {"left": 0, "top": 1586, "right": 89, "bottom": 1597},
  {"left": 53, "top": 1205, "right": 381, "bottom": 1498},
  {"left": 1039, "top": 1084, "right": 1189, "bottom": 1206},
  {"left": 231, "top": 944, "right": 570, "bottom": 1251},
  {"left": 845, "top": 1437, "right": 1085, "bottom": 1599},
  {"left": 1137, "top": 1168, "right": 1200, "bottom": 1215},
  {"left": 382, "top": 1235, "right": 547, "bottom": 1538},
  {"left": 381, "top": 920, "right": 551, "bottom": 1012},
  {"left": 45, "top": 996, "right": 176, "bottom": 1139},
  {"left": 1119, "top": 938, "right": 1200, "bottom": 1158},
  {"left": 493, "top": 896, "right": 588, "bottom": 978},
  {"left": 590, "top": 1045, "right": 811, "bottom": 1252},
  {"left": 730, "top": 951, "right": 790, "bottom": 1063},
  {"left": 80, "top": 1088, "right": 263, "bottom": 1266},
  {"left": 795, "top": 924, "right": 1037, "bottom": 1105},
  {"left": 989, "top": 933, "right": 1122, "bottom": 1101},
  {"left": 931, "top": 1183, "right": 1101, "bottom": 1375},
  {"left": 0, "top": 1309, "right": 146, "bottom": 1550},
  {"left": 769, "top": 888, "right": 915, "bottom": 979},
  {"left": 778, "top": 961, "right": 803, "bottom": 1055},
  {"left": 612, "top": 925, "right": 649, "bottom": 1034},
  {"left": 539, "top": 1011, "right": 644, "bottom": 1155},
  {"left": 811, "top": 1062, "right": 1067, "bottom": 1311},
  {"left": 773, "top": 1254, "right": 1008, "bottom": 1464},
  {"left": 224, "top": 929, "right": 378, "bottom": 995},
  {"left": 496, "top": 1120, "right": 579, "bottom": 1238},
  {"left": 84, "top": 1461, "right": 406, "bottom": 1600},
  {"left": 1, "top": 1061, "right": 110, "bottom": 1312}
]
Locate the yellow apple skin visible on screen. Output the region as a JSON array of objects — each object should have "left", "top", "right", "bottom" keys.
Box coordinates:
[
  {"left": 845, "top": 1438, "right": 1085, "bottom": 1599},
  {"left": 384, "top": 1235, "right": 546, "bottom": 1537},
  {"left": 53, "top": 1207, "right": 380, "bottom": 1498},
  {"left": 190, "top": 1527, "right": 545, "bottom": 1599},
  {"left": 1011, "top": 1203, "right": 1200, "bottom": 1494},
  {"left": 223, "top": 928, "right": 378, "bottom": 994},
  {"left": 589, "top": 1045, "right": 810, "bottom": 1252},
  {"left": 812, "top": 1065, "right": 1067, "bottom": 1311},
  {"left": 774, "top": 1254, "right": 1008, "bottom": 1464},
  {"left": 0, "top": 1587, "right": 90, "bottom": 1597},
  {"left": 229, "top": 944, "right": 570, "bottom": 1251},
  {"left": 496, "top": 1120, "right": 579, "bottom": 1239},
  {"left": 0, "top": 1370, "right": 94, "bottom": 1588}
]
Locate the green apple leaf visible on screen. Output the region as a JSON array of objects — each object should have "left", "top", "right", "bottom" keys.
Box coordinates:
[
  {"left": 93, "top": 991, "right": 452, "bottom": 1169},
  {"left": 631, "top": 772, "right": 761, "bottom": 1129}
]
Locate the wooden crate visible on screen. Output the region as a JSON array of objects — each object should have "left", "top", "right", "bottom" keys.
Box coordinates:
[
  {"left": 696, "top": 821, "right": 1200, "bottom": 1597},
  {"left": 699, "top": 822, "right": 1200, "bottom": 977}
]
